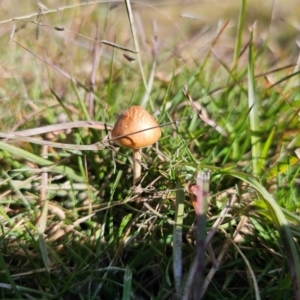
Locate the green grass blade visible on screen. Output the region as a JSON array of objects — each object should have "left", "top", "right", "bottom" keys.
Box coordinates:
[
  {"left": 0, "top": 141, "right": 83, "bottom": 182},
  {"left": 233, "top": 0, "right": 247, "bottom": 67},
  {"left": 50, "top": 88, "right": 74, "bottom": 121},
  {"left": 258, "top": 126, "right": 275, "bottom": 174},
  {"left": 38, "top": 233, "right": 51, "bottom": 273},
  {"left": 70, "top": 77, "right": 91, "bottom": 121},
  {"left": 0, "top": 168, "right": 29, "bottom": 208},
  {"left": 248, "top": 29, "right": 262, "bottom": 176},
  {"left": 36, "top": 191, "right": 50, "bottom": 272},
  {"left": 122, "top": 266, "right": 132, "bottom": 300},
  {"left": 0, "top": 252, "right": 23, "bottom": 299}
]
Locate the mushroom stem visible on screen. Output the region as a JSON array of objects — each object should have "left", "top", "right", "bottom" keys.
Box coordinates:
[{"left": 133, "top": 149, "right": 142, "bottom": 185}]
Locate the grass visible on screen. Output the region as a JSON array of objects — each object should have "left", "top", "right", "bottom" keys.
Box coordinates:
[{"left": 0, "top": 0, "right": 300, "bottom": 299}]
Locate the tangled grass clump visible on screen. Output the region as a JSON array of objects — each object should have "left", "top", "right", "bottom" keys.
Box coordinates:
[{"left": 0, "top": 1, "right": 300, "bottom": 299}]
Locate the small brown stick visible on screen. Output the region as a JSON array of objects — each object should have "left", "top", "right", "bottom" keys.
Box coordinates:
[{"left": 183, "top": 172, "right": 210, "bottom": 300}]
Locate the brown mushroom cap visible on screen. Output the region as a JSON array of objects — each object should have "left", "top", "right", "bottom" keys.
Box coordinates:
[{"left": 111, "top": 106, "right": 161, "bottom": 149}]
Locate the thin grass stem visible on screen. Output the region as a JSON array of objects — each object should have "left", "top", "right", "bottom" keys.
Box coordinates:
[
  {"left": 248, "top": 28, "right": 262, "bottom": 176},
  {"left": 124, "top": 0, "right": 149, "bottom": 102}
]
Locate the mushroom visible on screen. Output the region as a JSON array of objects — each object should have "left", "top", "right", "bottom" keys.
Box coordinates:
[{"left": 111, "top": 106, "right": 161, "bottom": 185}]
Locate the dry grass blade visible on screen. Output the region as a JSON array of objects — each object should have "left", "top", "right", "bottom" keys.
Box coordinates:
[
  {"left": 0, "top": 121, "right": 112, "bottom": 150},
  {"left": 140, "top": 21, "right": 158, "bottom": 107},
  {"left": 88, "top": 24, "right": 100, "bottom": 118},
  {"left": 183, "top": 88, "right": 228, "bottom": 137},
  {"left": 124, "top": 0, "right": 148, "bottom": 101},
  {"left": 36, "top": 145, "right": 50, "bottom": 272},
  {"left": 11, "top": 121, "right": 112, "bottom": 136},
  {"left": 0, "top": 134, "right": 103, "bottom": 151},
  {"left": 0, "top": 1, "right": 109, "bottom": 25},
  {"left": 205, "top": 193, "right": 238, "bottom": 248}
]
